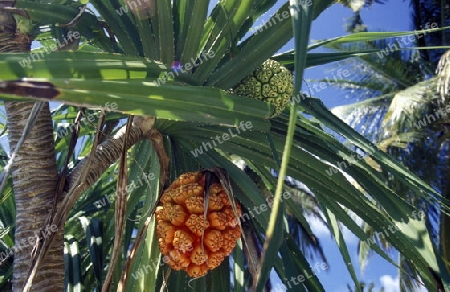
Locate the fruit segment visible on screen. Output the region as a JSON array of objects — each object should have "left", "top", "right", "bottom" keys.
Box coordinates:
[{"left": 155, "top": 171, "right": 242, "bottom": 277}]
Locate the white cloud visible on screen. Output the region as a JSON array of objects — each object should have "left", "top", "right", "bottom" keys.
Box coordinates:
[
  {"left": 306, "top": 215, "right": 358, "bottom": 245},
  {"left": 380, "top": 275, "right": 399, "bottom": 292},
  {"left": 380, "top": 275, "right": 428, "bottom": 292}
]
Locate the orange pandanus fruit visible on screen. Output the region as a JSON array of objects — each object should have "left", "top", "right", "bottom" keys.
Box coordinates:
[{"left": 155, "top": 170, "right": 242, "bottom": 278}]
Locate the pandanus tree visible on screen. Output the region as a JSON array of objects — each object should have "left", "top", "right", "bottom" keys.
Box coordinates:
[{"left": 0, "top": 0, "right": 449, "bottom": 291}]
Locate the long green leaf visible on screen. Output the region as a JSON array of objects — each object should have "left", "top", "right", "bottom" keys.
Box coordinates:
[
  {"left": 274, "top": 51, "right": 380, "bottom": 71},
  {"left": 135, "top": 12, "right": 159, "bottom": 60},
  {"left": 206, "top": 2, "right": 294, "bottom": 89},
  {"left": 233, "top": 239, "right": 245, "bottom": 292},
  {"left": 16, "top": 1, "right": 116, "bottom": 52},
  {"left": 308, "top": 27, "right": 450, "bottom": 51},
  {"left": 284, "top": 233, "right": 325, "bottom": 292},
  {"left": 64, "top": 238, "right": 83, "bottom": 292},
  {"left": 0, "top": 78, "right": 271, "bottom": 130},
  {"left": 124, "top": 141, "right": 161, "bottom": 292},
  {"left": 195, "top": 0, "right": 255, "bottom": 81},
  {"left": 84, "top": 218, "right": 103, "bottom": 291},
  {"left": 90, "top": 0, "right": 141, "bottom": 55},
  {"left": 256, "top": 0, "right": 314, "bottom": 290},
  {"left": 156, "top": 0, "right": 175, "bottom": 65},
  {"left": 0, "top": 52, "right": 166, "bottom": 80},
  {"left": 304, "top": 98, "right": 450, "bottom": 213},
  {"left": 322, "top": 207, "right": 360, "bottom": 292},
  {"left": 274, "top": 46, "right": 450, "bottom": 71},
  {"left": 174, "top": 0, "right": 209, "bottom": 64}
]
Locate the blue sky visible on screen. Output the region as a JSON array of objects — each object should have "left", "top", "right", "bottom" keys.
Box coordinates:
[{"left": 295, "top": 1, "right": 425, "bottom": 292}]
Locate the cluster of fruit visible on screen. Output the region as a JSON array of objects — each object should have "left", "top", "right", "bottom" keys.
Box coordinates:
[
  {"left": 233, "top": 59, "right": 294, "bottom": 117},
  {"left": 155, "top": 171, "right": 242, "bottom": 277}
]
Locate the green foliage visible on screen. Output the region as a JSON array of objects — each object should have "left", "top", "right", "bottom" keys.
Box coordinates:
[
  {"left": 313, "top": 22, "right": 450, "bottom": 290},
  {"left": 0, "top": 0, "right": 449, "bottom": 291}
]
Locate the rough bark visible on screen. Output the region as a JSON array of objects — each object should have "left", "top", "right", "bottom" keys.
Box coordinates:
[
  {"left": 67, "top": 116, "right": 155, "bottom": 192},
  {"left": 1, "top": 1, "right": 65, "bottom": 290},
  {"left": 5, "top": 103, "right": 64, "bottom": 291}
]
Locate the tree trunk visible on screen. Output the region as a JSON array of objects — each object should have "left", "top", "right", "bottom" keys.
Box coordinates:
[
  {"left": 5, "top": 103, "right": 64, "bottom": 291},
  {"left": 1, "top": 2, "right": 64, "bottom": 291}
]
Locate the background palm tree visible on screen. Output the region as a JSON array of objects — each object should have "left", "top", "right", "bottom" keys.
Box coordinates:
[
  {"left": 313, "top": 1, "right": 450, "bottom": 289},
  {"left": 0, "top": 0, "right": 449, "bottom": 291}
]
